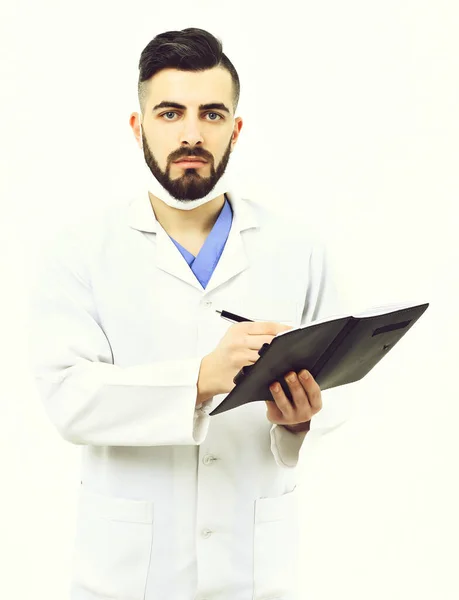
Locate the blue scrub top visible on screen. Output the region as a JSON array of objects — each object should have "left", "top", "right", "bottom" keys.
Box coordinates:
[{"left": 168, "top": 194, "right": 233, "bottom": 289}]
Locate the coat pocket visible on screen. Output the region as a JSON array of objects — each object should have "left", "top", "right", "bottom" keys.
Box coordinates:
[
  {"left": 71, "top": 487, "right": 154, "bottom": 600},
  {"left": 253, "top": 486, "right": 299, "bottom": 599}
]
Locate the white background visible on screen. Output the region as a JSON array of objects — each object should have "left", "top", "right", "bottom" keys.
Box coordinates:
[{"left": 1, "top": 1, "right": 458, "bottom": 598}]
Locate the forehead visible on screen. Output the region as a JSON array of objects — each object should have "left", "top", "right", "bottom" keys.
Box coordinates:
[{"left": 146, "top": 67, "right": 233, "bottom": 107}]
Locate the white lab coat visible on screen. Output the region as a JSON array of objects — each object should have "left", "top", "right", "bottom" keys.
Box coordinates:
[{"left": 27, "top": 188, "right": 352, "bottom": 600}]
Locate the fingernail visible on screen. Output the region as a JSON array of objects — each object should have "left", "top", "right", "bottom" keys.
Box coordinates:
[{"left": 299, "top": 370, "right": 310, "bottom": 381}]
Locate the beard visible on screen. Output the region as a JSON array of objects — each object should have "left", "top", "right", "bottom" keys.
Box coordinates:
[{"left": 141, "top": 130, "right": 232, "bottom": 202}]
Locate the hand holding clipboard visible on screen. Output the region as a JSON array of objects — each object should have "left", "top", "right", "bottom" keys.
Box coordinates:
[{"left": 209, "top": 302, "right": 429, "bottom": 416}]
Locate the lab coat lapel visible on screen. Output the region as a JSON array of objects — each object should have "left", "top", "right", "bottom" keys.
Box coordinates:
[
  {"left": 203, "top": 196, "right": 252, "bottom": 293},
  {"left": 127, "top": 190, "right": 202, "bottom": 290},
  {"left": 127, "top": 189, "right": 259, "bottom": 293},
  {"left": 155, "top": 225, "right": 204, "bottom": 290}
]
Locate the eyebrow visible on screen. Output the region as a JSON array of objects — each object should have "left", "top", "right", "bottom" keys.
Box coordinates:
[{"left": 152, "top": 101, "right": 231, "bottom": 115}]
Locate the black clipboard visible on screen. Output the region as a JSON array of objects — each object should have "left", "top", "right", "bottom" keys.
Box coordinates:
[{"left": 209, "top": 302, "right": 429, "bottom": 416}]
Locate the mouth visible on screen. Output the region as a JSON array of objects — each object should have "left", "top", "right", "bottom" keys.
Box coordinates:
[
  {"left": 174, "top": 155, "right": 207, "bottom": 163},
  {"left": 174, "top": 159, "right": 208, "bottom": 168}
]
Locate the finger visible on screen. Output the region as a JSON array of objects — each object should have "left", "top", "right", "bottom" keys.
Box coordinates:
[
  {"left": 244, "top": 349, "right": 263, "bottom": 364},
  {"left": 245, "top": 334, "right": 276, "bottom": 350},
  {"left": 284, "top": 372, "right": 313, "bottom": 421},
  {"left": 265, "top": 398, "right": 284, "bottom": 422},
  {"left": 269, "top": 381, "right": 295, "bottom": 419},
  {"left": 298, "top": 371, "right": 322, "bottom": 411},
  {"left": 244, "top": 321, "right": 292, "bottom": 336}
]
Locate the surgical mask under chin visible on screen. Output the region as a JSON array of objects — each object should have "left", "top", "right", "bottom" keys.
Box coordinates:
[{"left": 138, "top": 120, "right": 232, "bottom": 211}]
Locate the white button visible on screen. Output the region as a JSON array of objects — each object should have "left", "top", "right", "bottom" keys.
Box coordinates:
[
  {"left": 203, "top": 301, "right": 212, "bottom": 308},
  {"left": 202, "top": 455, "right": 216, "bottom": 465},
  {"left": 201, "top": 528, "right": 212, "bottom": 538}
]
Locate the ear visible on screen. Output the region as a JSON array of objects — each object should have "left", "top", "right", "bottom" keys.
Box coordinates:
[
  {"left": 129, "top": 113, "right": 143, "bottom": 150},
  {"left": 231, "top": 117, "right": 243, "bottom": 146}
]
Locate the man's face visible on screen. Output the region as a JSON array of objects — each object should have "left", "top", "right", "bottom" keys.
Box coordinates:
[{"left": 138, "top": 67, "right": 242, "bottom": 201}]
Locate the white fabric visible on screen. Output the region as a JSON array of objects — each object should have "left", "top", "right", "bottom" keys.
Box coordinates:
[{"left": 26, "top": 188, "right": 353, "bottom": 599}]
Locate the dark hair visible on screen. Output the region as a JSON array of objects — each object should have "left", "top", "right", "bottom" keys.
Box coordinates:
[{"left": 137, "top": 27, "right": 240, "bottom": 116}]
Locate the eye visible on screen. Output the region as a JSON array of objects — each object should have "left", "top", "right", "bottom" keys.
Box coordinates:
[{"left": 160, "top": 111, "right": 223, "bottom": 121}]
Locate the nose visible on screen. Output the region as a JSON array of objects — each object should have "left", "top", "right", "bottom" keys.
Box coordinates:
[{"left": 179, "top": 116, "right": 205, "bottom": 147}]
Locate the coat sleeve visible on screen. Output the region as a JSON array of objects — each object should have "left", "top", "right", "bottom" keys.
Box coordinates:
[
  {"left": 26, "top": 227, "right": 213, "bottom": 447},
  {"left": 269, "top": 236, "right": 355, "bottom": 469}
]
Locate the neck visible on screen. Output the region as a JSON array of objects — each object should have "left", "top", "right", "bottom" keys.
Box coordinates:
[{"left": 148, "top": 192, "right": 226, "bottom": 236}]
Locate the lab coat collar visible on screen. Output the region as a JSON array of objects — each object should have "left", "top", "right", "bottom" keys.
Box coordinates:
[
  {"left": 127, "top": 188, "right": 260, "bottom": 293},
  {"left": 127, "top": 188, "right": 259, "bottom": 234}
]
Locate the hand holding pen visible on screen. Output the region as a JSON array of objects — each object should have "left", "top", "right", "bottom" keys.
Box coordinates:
[
  {"left": 197, "top": 311, "right": 291, "bottom": 403},
  {"left": 214, "top": 309, "right": 316, "bottom": 433}
]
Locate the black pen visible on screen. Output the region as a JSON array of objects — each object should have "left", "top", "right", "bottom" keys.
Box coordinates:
[{"left": 216, "top": 309, "right": 254, "bottom": 323}]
